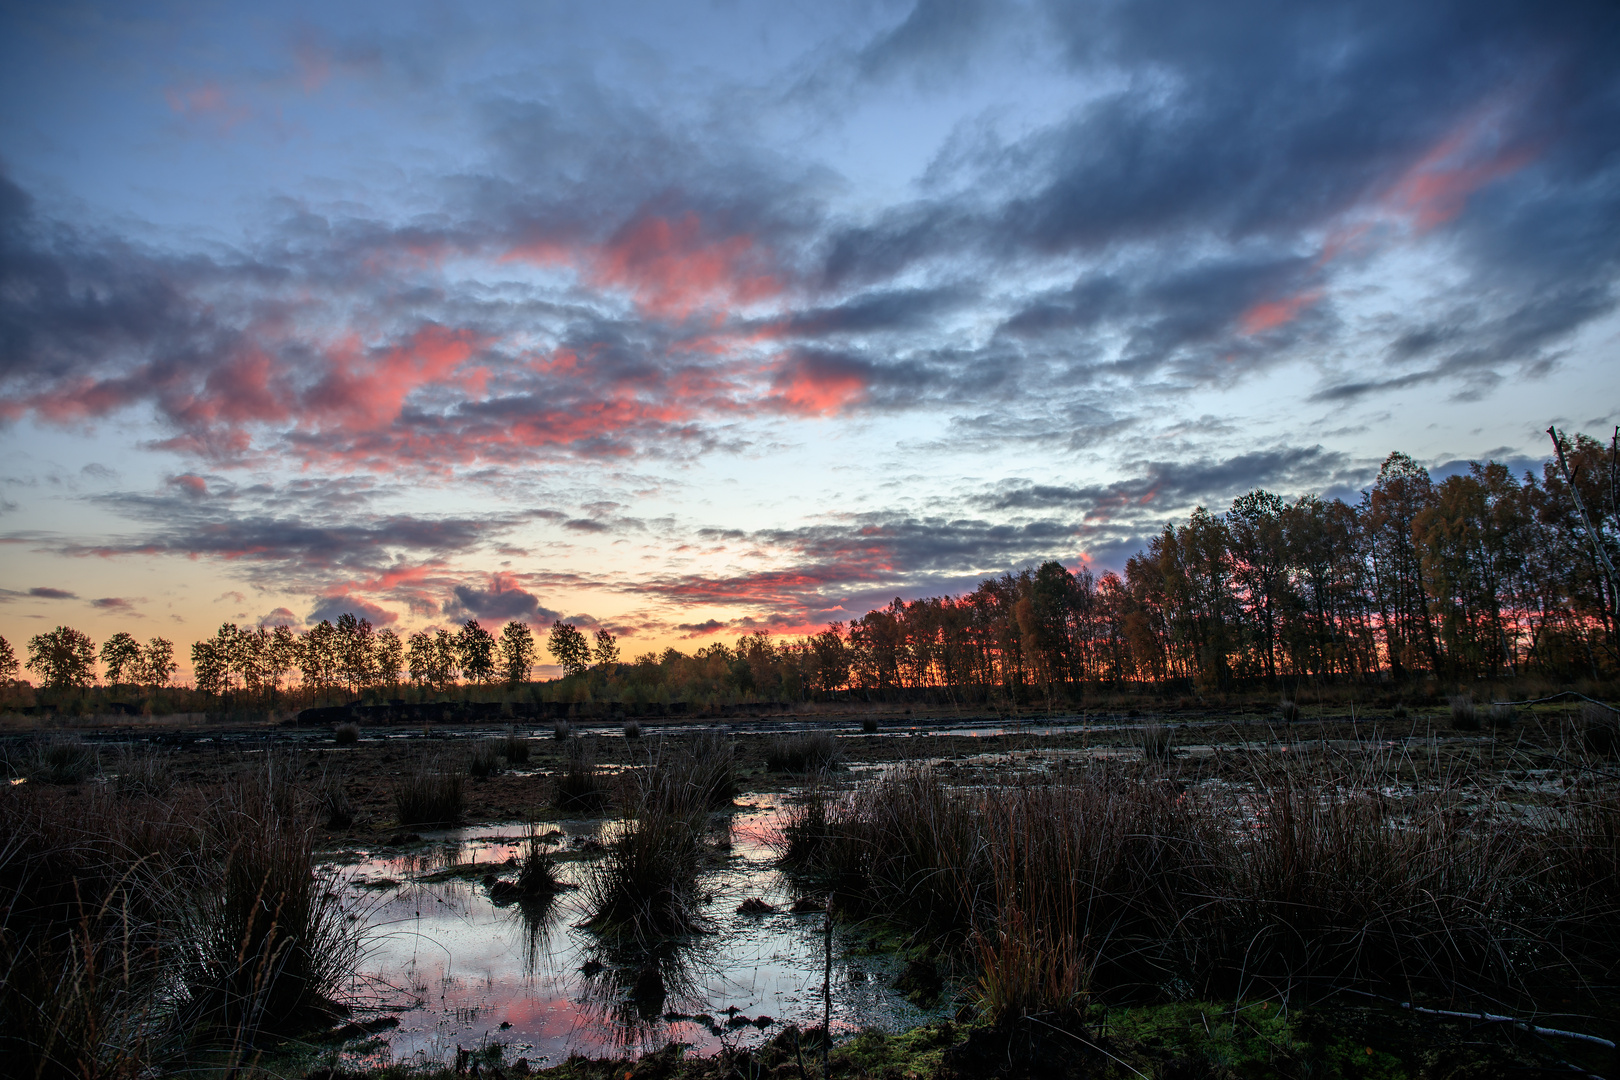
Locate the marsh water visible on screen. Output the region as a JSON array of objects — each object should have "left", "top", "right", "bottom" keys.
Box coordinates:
[{"left": 326, "top": 793, "right": 951, "bottom": 1069}]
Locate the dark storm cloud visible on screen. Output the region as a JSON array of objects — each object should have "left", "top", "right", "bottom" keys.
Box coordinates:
[
  {"left": 986, "top": 446, "right": 1359, "bottom": 515},
  {"left": 442, "top": 577, "right": 561, "bottom": 623},
  {"left": 307, "top": 594, "right": 399, "bottom": 626}
]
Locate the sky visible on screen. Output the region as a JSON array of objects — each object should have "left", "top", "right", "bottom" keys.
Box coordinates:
[{"left": 2, "top": 0, "right": 1618, "bottom": 676}]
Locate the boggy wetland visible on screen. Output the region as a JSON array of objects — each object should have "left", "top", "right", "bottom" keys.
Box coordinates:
[{"left": 4, "top": 700, "right": 1620, "bottom": 1080}]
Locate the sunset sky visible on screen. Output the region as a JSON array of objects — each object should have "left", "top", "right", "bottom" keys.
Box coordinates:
[{"left": 2, "top": 0, "right": 1617, "bottom": 675}]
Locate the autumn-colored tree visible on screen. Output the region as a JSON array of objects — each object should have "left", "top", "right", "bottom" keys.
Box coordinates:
[
  {"left": 0, "top": 634, "right": 17, "bottom": 684},
  {"left": 27, "top": 626, "right": 96, "bottom": 689},
  {"left": 498, "top": 621, "right": 536, "bottom": 687}
]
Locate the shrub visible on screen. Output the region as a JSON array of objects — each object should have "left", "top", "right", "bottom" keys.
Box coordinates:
[
  {"left": 623, "top": 720, "right": 642, "bottom": 740},
  {"left": 468, "top": 739, "right": 503, "bottom": 778},
  {"left": 393, "top": 756, "right": 465, "bottom": 826},
  {"left": 1449, "top": 694, "right": 1480, "bottom": 731},
  {"left": 1278, "top": 699, "right": 1300, "bottom": 722},
  {"left": 764, "top": 731, "right": 844, "bottom": 773},
  {"left": 30, "top": 734, "right": 98, "bottom": 784},
  {"left": 862, "top": 717, "right": 879, "bottom": 734},
  {"left": 333, "top": 722, "right": 360, "bottom": 746},
  {"left": 1140, "top": 723, "right": 1172, "bottom": 761},
  {"left": 553, "top": 720, "right": 572, "bottom": 740},
  {"left": 502, "top": 727, "right": 531, "bottom": 763},
  {"left": 552, "top": 739, "right": 610, "bottom": 813}
]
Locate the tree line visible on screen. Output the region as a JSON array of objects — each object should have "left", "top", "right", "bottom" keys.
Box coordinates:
[{"left": 4, "top": 432, "right": 1614, "bottom": 706}]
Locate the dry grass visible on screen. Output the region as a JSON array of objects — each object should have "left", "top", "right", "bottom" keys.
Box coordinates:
[
  {"left": 623, "top": 720, "right": 642, "bottom": 740},
  {"left": 333, "top": 722, "right": 359, "bottom": 746},
  {"left": 111, "top": 743, "right": 174, "bottom": 798},
  {"left": 28, "top": 733, "right": 99, "bottom": 784},
  {"left": 1140, "top": 722, "right": 1172, "bottom": 761},
  {"left": 0, "top": 756, "right": 366, "bottom": 1078},
  {"left": 782, "top": 749, "right": 1620, "bottom": 1014},
  {"left": 182, "top": 760, "right": 360, "bottom": 1047}
]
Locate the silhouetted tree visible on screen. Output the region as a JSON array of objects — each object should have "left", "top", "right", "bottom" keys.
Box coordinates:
[
  {"left": 498, "top": 621, "right": 536, "bottom": 687},
  {"left": 27, "top": 626, "right": 96, "bottom": 689},
  {"left": 99, "top": 632, "right": 143, "bottom": 690},
  {"left": 548, "top": 621, "right": 590, "bottom": 677}
]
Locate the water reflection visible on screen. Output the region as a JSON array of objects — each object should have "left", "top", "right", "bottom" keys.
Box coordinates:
[{"left": 329, "top": 802, "right": 952, "bottom": 1069}]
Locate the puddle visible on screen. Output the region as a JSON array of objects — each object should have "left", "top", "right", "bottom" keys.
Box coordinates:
[{"left": 329, "top": 797, "right": 953, "bottom": 1068}]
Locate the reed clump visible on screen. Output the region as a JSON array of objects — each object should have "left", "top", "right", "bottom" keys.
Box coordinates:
[
  {"left": 501, "top": 727, "right": 531, "bottom": 763},
  {"left": 183, "top": 761, "right": 360, "bottom": 1044},
  {"left": 468, "top": 739, "right": 503, "bottom": 778},
  {"left": 318, "top": 768, "right": 355, "bottom": 830},
  {"left": 1450, "top": 694, "right": 1480, "bottom": 731},
  {"left": 553, "top": 720, "right": 572, "bottom": 740},
  {"left": 623, "top": 720, "right": 643, "bottom": 740},
  {"left": 112, "top": 742, "right": 174, "bottom": 798},
  {"left": 1581, "top": 700, "right": 1618, "bottom": 757},
  {"left": 392, "top": 755, "right": 465, "bottom": 826},
  {"left": 552, "top": 739, "right": 611, "bottom": 813},
  {"left": 581, "top": 776, "right": 708, "bottom": 939},
  {"left": 638, "top": 731, "right": 737, "bottom": 811},
  {"left": 1278, "top": 699, "right": 1300, "bottom": 722},
  {"left": 333, "top": 722, "right": 360, "bottom": 746},
  {"left": 764, "top": 731, "right": 844, "bottom": 773},
  {"left": 29, "top": 733, "right": 98, "bottom": 784},
  {"left": 1140, "top": 722, "right": 1172, "bottom": 761}
]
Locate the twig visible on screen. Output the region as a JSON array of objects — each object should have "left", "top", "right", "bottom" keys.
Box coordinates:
[
  {"left": 1021, "top": 1015, "right": 1149, "bottom": 1080},
  {"left": 1340, "top": 989, "right": 1614, "bottom": 1049}
]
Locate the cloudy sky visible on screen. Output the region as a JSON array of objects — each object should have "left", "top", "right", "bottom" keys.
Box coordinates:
[{"left": 2, "top": 0, "right": 1617, "bottom": 672}]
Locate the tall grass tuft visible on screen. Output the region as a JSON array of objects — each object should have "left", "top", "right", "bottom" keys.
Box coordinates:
[
  {"left": 30, "top": 734, "right": 98, "bottom": 784},
  {"left": 1449, "top": 694, "right": 1480, "bottom": 730},
  {"left": 333, "top": 722, "right": 360, "bottom": 746},
  {"left": 393, "top": 755, "right": 465, "bottom": 826},
  {"left": 318, "top": 767, "right": 355, "bottom": 830},
  {"left": 1488, "top": 703, "right": 1515, "bottom": 731},
  {"left": 112, "top": 743, "right": 174, "bottom": 798},
  {"left": 0, "top": 784, "right": 197, "bottom": 1079},
  {"left": 640, "top": 731, "right": 737, "bottom": 810},
  {"left": 623, "top": 720, "right": 643, "bottom": 740},
  {"left": 552, "top": 739, "right": 611, "bottom": 813},
  {"left": 862, "top": 717, "right": 879, "bottom": 734},
  {"left": 1278, "top": 699, "right": 1300, "bottom": 722},
  {"left": 764, "top": 731, "right": 844, "bottom": 773},
  {"left": 582, "top": 772, "right": 708, "bottom": 939},
  {"left": 1581, "top": 700, "right": 1618, "bottom": 757},
  {"left": 183, "top": 760, "right": 362, "bottom": 1046},
  {"left": 552, "top": 720, "right": 572, "bottom": 740},
  {"left": 1140, "top": 722, "right": 1172, "bottom": 761},
  {"left": 468, "top": 739, "right": 503, "bottom": 778},
  {"left": 501, "top": 726, "right": 531, "bottom": 763}
]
